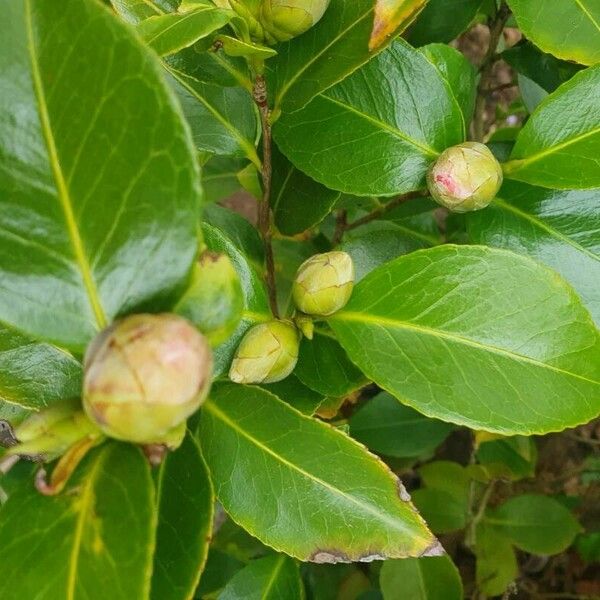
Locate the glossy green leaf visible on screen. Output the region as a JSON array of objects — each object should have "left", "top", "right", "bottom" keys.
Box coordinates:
[
  {"left": 111, "top": 0, "right": 180, "bottom": 24},
  {"left": 380, "top": 555, "right": 463, "bottom": 600},
  {"left": 165, "top": 49, "right": 260, "bottom": 164},
  {"left": 350, "top": 392, "right": 453, "bottom": 458},
  {"left": 152, "top": 434, "right": 213, "bottom": 600},
  {"left": 271, "top": 145, "right": 340, "bottom": 236},
  {"left": 270, "top": 0, "right": 429, "bottom": 114},
  {"left": 196, "top": 548, "right": 245, "bottom": 598},
  {"left": 407, "top": 0, "right": 483, "bottom": 45},
  {"left": 506, "top": 0, "right": 600, "bottom": 66},
  {"left": 477, "top": 436, "right": 537, "bottom": 480},
  {"left": 295, "top": 330, "right": 368, "bottom": 398},
  {"left": 485, "top": 494, "right": 582, "bottom": 555},
  {"left": 420, "top": 43, "right": 477, "bottom": 127},
  {"left": 0, "top": 324, "right": 82, "bottom": 412},
  {"left": 475, "top": 523, "right": 517, "bottom": 597},
  {"left": 261, "top": 374, "right": 325, "bottom": 415},
  {"left": 467, "top": 181, "right": 600, "bottom": 326},
  {"left": 342, "top": 229, "right": 429, "bottom": 282},
  {"left": 202, "top": 222, "right": 270, "bottom": 377},
  {"left": 0, "top": 443, "right": 156, "bottom": 600},
  {"left": 202, "top": 156, "right": 246, "bottom": 203},
  {"left": 370, "top": 0, "right": 427, "bottom": 51},
  {"left": 274, "top": 40, "right": 465, "bottom": 196},
  {"left": 0, "top": 0, "right": 199, "bottom": 352},
  {"left": 504, "top": 66, "right": 600, "bottom": 189},
  {"left": 518, "top": 73, "right": 548, "bottom": 114},
  {"left": 502, "top": 41, "right": 584, "bottom": 94},
  {"left": 137, "top": 5, "right": 232, "bottom": 57},
  {"left": 329, "top": 245, "right": 600, "bottom": 434},
  {"left": 199, "top": 383, "right": 439, "bottom": 563},
  {"left": 216, "top": 34, "right": 277, "bottom": 60},
  {"left": 219, "top": 554, "right": 303, "bottom": 600}
]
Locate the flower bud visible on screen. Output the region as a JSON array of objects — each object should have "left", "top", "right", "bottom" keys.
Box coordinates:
[
  {"left": 292, "top": 251, "right": 355, "bottom": 317},
  {"left": 427, "top": 142, "right": 503, "bottom": 213},
  {"left": 175, "top": 252, "right": 243, "bottom": 346},
  {"left": 229, "top": 320, "right": 300, "bottom": 384},
  {"left": 260, "top": 0, "right": 331, "bottom": 43},
  {"left": 83, "top": 314, "right": 213, "bottom": 444}
]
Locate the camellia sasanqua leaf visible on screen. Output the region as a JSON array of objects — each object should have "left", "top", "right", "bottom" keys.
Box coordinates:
[
  {"left": 380, "top": 555, "right": 463, "bottom": 600},
  {"left": 369, "top": 0, "right": 428, "bottom": 51},
  {"left": 329, "top": 245, "right": 600, "bottom": 435},
  {"left": 270, "top": 0, "right": 426, "bottom": 114},
  {"left": 474, "top": 523, "right": 518, "bottom": 597},
  {"left": 467, "top": 181, "right": 600, "bottom": 326},
  {"left": 503, "top": 65, "right": 600, "bottom": 189},
  {"left": 0, "top": 443, "right": 156, "bottom": 600},
  {"left": 151, "top": 434, "right": 214, "bottom": 600},
  {"left": 136, "top": 3, "right": 233, "bottom": 57},
  {"left": 274, "top": 40, "right": 465, "bottom": 196},
  {"left": 506, "top": 0, "right": 600, "bottom": 66},
  {"left": 110, "top": 0, "right": 180, "bottom": 24},
  {"left": 0, "top": 324, "right": 82, "bottom": 413},
  {"left": 407, "top": 0, "right": 483, "bottom": 46},
  {"left": 219, "top": 554, "right": 304, "bottom": 600},
  {"left": 0, "top": 0, "right": 200, "bottom": 353},
  {"left": 198, "top": 383, "right": 440, "bottom": 563}
]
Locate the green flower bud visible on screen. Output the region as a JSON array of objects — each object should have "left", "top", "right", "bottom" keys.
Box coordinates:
[
  {"left": 427, "top": 142, "right": 503, "bottom": 213},
  {"left": 83, "top": 314, "right": 213, "bottom": 444},
  {"left": 229, "top": 320, "right": 300, "bottom": 384},
  {"left": 260, "top": 0, "right": 331, "bottom": 43},
  {"left": 175, "top": 251, "right": 243, "bottom": 346},
  {"left": 292, "top": 251, "right": 355, "bottom": 317}
]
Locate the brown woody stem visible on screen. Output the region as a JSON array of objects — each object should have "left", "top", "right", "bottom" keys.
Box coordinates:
[
  {"left": 253, "top": 75, "right": 279, "bottom": 318},
  {"left": 345, "top": 191, "right": 425, "bottom": 232}
]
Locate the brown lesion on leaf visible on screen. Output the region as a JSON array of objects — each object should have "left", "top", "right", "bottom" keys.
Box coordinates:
[
  {"left": 420, "top": 539, "right": 446, "bottom": 557},
  {"left": 309, "top": 549, "right": 351, "bottom": 564}
]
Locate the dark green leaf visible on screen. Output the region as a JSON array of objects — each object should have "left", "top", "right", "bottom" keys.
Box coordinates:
[
  {"left": 380, "top": 555, "right": 463, "bottom": 600},
  {"left": 295, "top": 330, "right": 368, "bottom": 398},
  {"left": 485, "top": 494, "right": 582, "bottom": 554},
  {"left": 202, "top": 156, "right": 245, "bottom": 203},
  {"left": 504, "top": 66, "right": 600, "bottom": 189},
  {"left": 111, "top": 0, "right": 179, "bottom": 24},
  {"left": 0, "top": 0, "right": 199, "bottom": 352},
  {"left": 467, "top": 181, "right": 600, "bottom": 325},
  {"left": 0, "top": 443, "right": 155, "bottom": 600},
  {"left": 165, "top": 49, "right": 259, "bottom": 163},
  {"left": 271, "top": 145, "right": 340, "bottom": 236},
  {"left": 219, "top": 554, "right": 303, "bottom": 600},
  {"left": 0, "top": 324, "right": 81, "bottom": 413},
  {"left": 350, "top": 392, "right": 453, "bottom": 458},
  {"left": 199, "top": 384, "right": 439, "bottom": 562},
  {"left": 274, "top": 40, "right": 465, "bottom": 196},
  {"left": 196, "top": 548, "right": 245, "bottom": 598},
  {"left": 506, "top": 0, "right": 600, "bottom": 66},
  {"left": 271, "top": 0, "right": 419, "bottom": 114},
  {"left": 152, "top": 434, "right": 214, "bottom": 600},
  {"left": 330, "top": 245, "right": 600, "bottom": 435},
  {"left": 477, "top": 436, "right": 537, "bottom": 480},
  {"left": 407, "top": 0, "right": 483, "bottom": 45},
  {"left": 518, "top": 73, "right": 548, "bottom": 113},
  {"left": 261, "top": 375, "right": 325, "bottom": 415}
]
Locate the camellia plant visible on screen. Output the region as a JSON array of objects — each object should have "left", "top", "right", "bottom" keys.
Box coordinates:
[{"left": 0, "top": 0, "right": 599, "bottom": 598}]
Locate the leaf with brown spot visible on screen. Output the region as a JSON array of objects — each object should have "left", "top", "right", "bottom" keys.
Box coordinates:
[{"left": 370, "top": 0, "right": 428, "bottom": 50}]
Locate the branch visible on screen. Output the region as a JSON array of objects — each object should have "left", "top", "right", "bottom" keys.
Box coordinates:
[
  {"left": 472, "top": 2, "right": 511, "bottom": 141},
  {"left": 345, "top": 191, "right": 425, "bottom": 233},
  {"left": 253, "top": 75, "right": 279, "bottom": 318}
]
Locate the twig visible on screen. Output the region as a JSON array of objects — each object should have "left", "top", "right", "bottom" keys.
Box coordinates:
[
  {"left": 253, "top": 75, "right": 279, "bottom": 318},
  {"left": 472, "top": 2, "right": 511, "bottom": 141},
  {"left": 565, "top": 432, "right": 600, "bottom": 447},
  {"left": 466, "top": 480, "right": 496, "bottom": 548},
  {"left": 345, "top": 191, "right": 425, "bottom": 232},
  {"left": 331, "top": 209, "right": 348, "bottom": 246}
]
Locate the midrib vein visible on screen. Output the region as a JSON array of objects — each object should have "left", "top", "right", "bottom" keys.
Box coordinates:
[
  {"left": 574, "top": 0, "right": 600, "bottom": 32},
  {"left": 332, "top": 311, "right": 600, "bottom": 386},
  {"left": 204, "top": 401, "right": 424, "bottom": 537},
  {"left": 25, "top": 0, "right": 106, "bottom": 330},
  {"left": 261, "top": 555, "right": 285, "bottom": 600}
]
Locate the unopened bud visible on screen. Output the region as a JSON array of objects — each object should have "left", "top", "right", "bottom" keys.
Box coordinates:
[
  {"left": 261, "top": 0, "right": 331, "bottom": 43},
  {"left": 83, "top": 314, "right": 212, "bottom": 444},
  {"left": 427, "top": 142, "right": 503, "bottom": 213},
  {"left": 229, "top": 320, "right": 300, "bottom": 384},
  {"left": 292, "top": 251, "right": 354, "bottom": 317}
]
